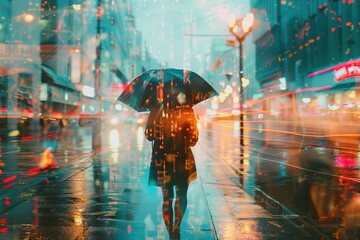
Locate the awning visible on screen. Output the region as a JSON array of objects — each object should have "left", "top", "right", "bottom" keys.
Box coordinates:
[
  {"left": 40, "top": 65, "right": 78, "bottom": 90},
  {"left": 328, "top": 81, "right": 358, "bottom": 93}
]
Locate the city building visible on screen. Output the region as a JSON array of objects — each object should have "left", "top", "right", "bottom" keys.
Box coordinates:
[
  {"left": 0, "top": 0, "right": 156, "bottom": 139},
  {"left": 0, "top": 0, "right": 43, "bottom": 137},
  {"left": 251, "top": 0, "right": 360, "bottom": 120}
]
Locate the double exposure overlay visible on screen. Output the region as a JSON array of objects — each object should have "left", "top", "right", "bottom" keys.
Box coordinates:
[{"left": 0, "top": 0, "right": 359, "bottom": 239}]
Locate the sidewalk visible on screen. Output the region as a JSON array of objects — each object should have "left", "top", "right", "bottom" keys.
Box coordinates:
[
  {"left": 194, "top": 142, "right": 331, "bottom": 240},
  {"left": 1, "top": 134, "right": 331, "bottom": 240}
]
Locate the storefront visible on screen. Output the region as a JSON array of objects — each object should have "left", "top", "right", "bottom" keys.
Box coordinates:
[
  {"left": 39, "top": 64, "right": 81, "bottom": 125},
  {"left": 299, "top": 58, "right": 360, "bottom": 120}
]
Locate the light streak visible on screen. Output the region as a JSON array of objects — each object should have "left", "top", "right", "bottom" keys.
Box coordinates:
[{"left": 2, "top": 175, "right": 16, "bottom": 184}]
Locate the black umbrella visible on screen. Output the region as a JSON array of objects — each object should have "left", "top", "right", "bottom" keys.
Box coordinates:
[{"left": 117, "top": 68, "right": 219, "bottom": 112}]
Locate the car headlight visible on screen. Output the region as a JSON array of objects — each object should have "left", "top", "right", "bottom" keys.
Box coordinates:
[{"left": 111, "top": 117, "right": 119, "bottom": 125}]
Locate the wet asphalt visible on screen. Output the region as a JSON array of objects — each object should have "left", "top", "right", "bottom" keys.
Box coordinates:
[{"left": 0, "top": 118, "right": 359, "bottom": 239}]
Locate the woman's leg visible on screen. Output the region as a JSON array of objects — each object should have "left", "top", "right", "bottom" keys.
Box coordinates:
[
  {"left": 161, "top": 186, "right": 174, "bottom": 236},
  {"left": 173, "top": 184, "right": 189, "bottom": 234}
]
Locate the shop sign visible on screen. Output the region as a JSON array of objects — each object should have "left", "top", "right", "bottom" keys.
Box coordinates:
[
  {"left": 334, "top": 60, "right": 360, "bottom": 82},
  {"left": 40, "top": 83, "right": 48, "bottom": 101},
  {"left": 82, "top": 85, "right": 95, "bottom": 98}
]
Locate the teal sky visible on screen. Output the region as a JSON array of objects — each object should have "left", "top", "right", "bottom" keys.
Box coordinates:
[{"left": 132, "top": 0, "right": 251, "bottom": 73}]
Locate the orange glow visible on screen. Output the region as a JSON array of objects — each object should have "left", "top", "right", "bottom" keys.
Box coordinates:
[
  {"left": 24, "top": 14, "right": 35, "bottom": 23},
  {"left": 97, "top": 6, "right": 104, "bottom": 18},
  {"left": 227, "top": 15, "right": 236, "bottom": 29}
]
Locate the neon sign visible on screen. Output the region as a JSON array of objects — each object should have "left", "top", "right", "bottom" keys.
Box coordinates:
[{"left": 334, "top": 59, "right": 360, "bottom": 82}]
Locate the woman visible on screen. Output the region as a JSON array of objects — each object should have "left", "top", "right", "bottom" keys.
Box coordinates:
[{"left": 145, "top": 92, "right": 198, "bottom": 239}]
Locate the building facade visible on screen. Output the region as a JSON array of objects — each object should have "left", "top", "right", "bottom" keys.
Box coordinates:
[
  {"left": 251, "top": 0, "right": 360, "bottom": 120},
  {"left": 0, "top": 0, "right": 152, "bottom": 138}
]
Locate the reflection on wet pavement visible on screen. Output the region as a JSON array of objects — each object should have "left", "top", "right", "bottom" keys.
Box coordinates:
[
  {"left": 1, "top": 125, "right": 216, "bottom": 239},
  {"left": 1, "top": 118, "right": 359, "bottom": 239},
  {"left": 201, "top": 120, "right": 359, "bottom": 239}
]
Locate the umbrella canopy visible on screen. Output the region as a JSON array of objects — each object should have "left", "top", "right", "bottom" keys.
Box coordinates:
[{"left": 117, "top": 68, "right": 218, "bottom": 112}]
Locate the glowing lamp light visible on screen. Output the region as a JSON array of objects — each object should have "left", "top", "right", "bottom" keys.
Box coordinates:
[
  {"left": 233, "top": 96, "right": 240, "bottom": 104},
  {"left": 24, "top": 14, "right": 35, "bottom": 23},
  {"left": 219, "top": 93, "right": 226, "bottom": 103},
  {"left": 137, "top": 127, "right": 144, "bottom": 151},
  {"left": 9, "top": 130, "right": 20, "bottom": 137},
  {"left": 232, "top": 25, "right": 239, "bottom": 34},
  {"left": 328, "top": 104, "right": 340, "bottom": 110},
  {"left": 72, "top": 4, "right": 82, "bottom": 11},
  {"left": 344, "top": 102, "right": 355, "bottom": 108},
  {"left": 82, "top": 85, "right": 95, "bottom": 98},
  {"left": 111, "top": 117, "right": 119, "bottom": 125},
  {"left": 279, "top": 77, "right": 287, "bottom": 90},
  {"left": 211, "top": 102, "right": 219, "bottom": 110},
  {"left": 232, "top": 109, "right": 240, "bottom": 115},
  {"left": 302, "top": 98, "right": 311, "bottom": 104},
  {"left": 115, "top": 104, "right": 122, "bottom": 111},
  {"left": 225, "top": 85, "right": 233, "bottom": 94},
  {"left": 227, "top": 14, "right": 236, "bottom": 28},
  {"left": 241, "top": 77, "right": 250, "bottom": 87},
  {"left": 242, "top": 13, "right": 254, "bottom": 33},
  {"left": 109, "top": 129, "right": 120, "bottom": 149}
]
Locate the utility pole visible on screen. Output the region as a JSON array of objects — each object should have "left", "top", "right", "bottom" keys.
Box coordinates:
[
  {"left": 92, "top": 0, "right": 102, "bottom": 150},
  {"left": 228, "top": 13, "right": 254, "bottom": 147},
  {"left": 238, "top": 40, "right": 244, "bottom": 146}
]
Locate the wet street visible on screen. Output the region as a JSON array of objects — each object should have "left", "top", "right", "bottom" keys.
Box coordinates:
[
  {"left": 1, "top": 0, "right": 360, "bottom": 239},
  {"left": 0, "top": 118, "right": 359, "bottom": 240}
]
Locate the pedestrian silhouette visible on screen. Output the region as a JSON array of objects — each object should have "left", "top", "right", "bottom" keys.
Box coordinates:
[{"left": 145, "top": 92, "right": 198, "bottom": 240}]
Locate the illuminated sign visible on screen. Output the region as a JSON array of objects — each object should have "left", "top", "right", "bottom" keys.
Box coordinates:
[
  {"left": 334, "top": 60, "right": 360, "bottom": 82},
  {"left": 279, "top": 77, "right": 287, "bottom": 90},
  {"left": 110, "top": 83, "right": 128, "bottom": 90},
  {"left": 82, "top": 85, "right": 95, "bottom": 98},
  {"left": 40, "top": 83, "right": 48, "bottom": 101}
]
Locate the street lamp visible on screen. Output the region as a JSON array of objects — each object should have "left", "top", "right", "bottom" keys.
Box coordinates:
[
  {"left": 228, "top": 12, "right": 254, "bottom": 146},
  {"left": 92, "top": 0, "right": 103, "bottom": 151},
  {"left": 23, "top": 14, "right": 36, "bottom": 23}
]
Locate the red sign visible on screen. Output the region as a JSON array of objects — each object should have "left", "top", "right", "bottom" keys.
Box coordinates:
[
  {"left": 334, "top": 59, "right": 360, "bottom": 82},
  {"left": 110, "top": 83, "right": 128, "bottom": 90}
]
